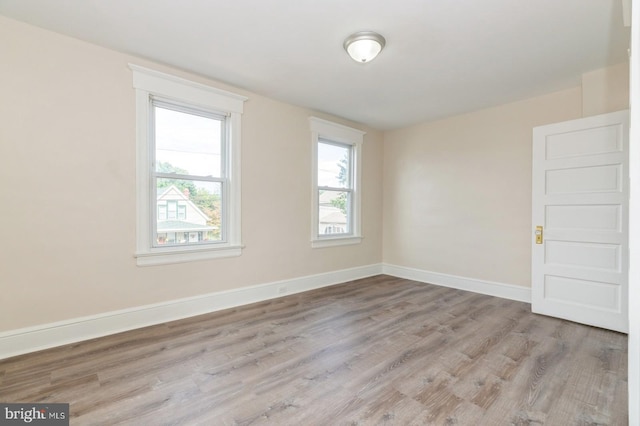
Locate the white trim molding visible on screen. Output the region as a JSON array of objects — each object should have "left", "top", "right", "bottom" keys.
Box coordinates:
[
  {"left": 382, "top": 264, "right": 532, "bottom": 303},
  {"left": 130, "top": 64, "right": 246, "bottom": 266},
  {"left": 311, "top": 236, "right": 362, "bottom": 249},
  {"left": 0, "top": 263, "right": 537, "bottom": 360},
  {"left": 0, "top": 264, "right": 382, "bottom": 360},
  {"left": 309, "top": 117, "right": 365, "bottom": 248},
  {"left": 628, "top": 0, "right": 640, "bottom": 421}
]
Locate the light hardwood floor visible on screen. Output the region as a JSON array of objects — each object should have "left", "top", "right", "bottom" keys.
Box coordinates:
[{"left": 0, "top": 275, "right": 628, "bottom": 425}]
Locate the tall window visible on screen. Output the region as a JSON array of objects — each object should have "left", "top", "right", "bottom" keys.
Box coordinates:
[
  {"left": 131, "top": 65, "right": 246, "bottom": 266},
  {"left": 309, "top": 117, "right": 365, "bottom": 248},
  {"left": 152, "top": 100, "right": 224, "bottom": 246}
]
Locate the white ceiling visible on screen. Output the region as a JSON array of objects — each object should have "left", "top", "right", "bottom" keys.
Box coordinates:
[{"left": 0, "top": 0, "right": 630, "bottom": 130}]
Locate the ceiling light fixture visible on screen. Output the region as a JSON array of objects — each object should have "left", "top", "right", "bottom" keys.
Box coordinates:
[{"left": 343, "top": 31, "right": 386, "bottom": 63}]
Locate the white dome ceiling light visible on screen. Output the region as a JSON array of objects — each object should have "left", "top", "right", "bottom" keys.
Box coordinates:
[{"left": 343, "top": 31, "right": 386, "bottom": 63}]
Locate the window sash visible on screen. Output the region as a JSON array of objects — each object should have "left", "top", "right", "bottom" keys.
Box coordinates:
[
  {"left": 318, "top": 139, "right": 353, "bottom": 190},
  {"left": 317, "top": 189, "right": 352, "bottom": 235},
  {"left": 151, "top": 97, "right": 227, "bottom": 180},
  {"left": 316, "top": 138, "right": 355, "bottom": 238},
  {"left": 149, "top": 99, "right": 228, "bottom": 248}
]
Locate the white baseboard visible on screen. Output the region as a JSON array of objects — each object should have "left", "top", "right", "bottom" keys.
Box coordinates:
[
  {"left": 382, "top": 264, "right": 531, "bottom": 303},
  {"left": 0, "top": 263, "right": 531, "bottom": 360},
  {"left": 0, "top": 264, "right": 383, "bottom": 360}
]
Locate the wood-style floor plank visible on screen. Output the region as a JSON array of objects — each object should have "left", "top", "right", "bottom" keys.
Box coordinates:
[{"left": 0, "top": 275, "right": 627, "bottom": 425}]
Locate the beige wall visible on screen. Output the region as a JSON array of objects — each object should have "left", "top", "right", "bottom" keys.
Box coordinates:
[
  {"left": 383, "top": 63, "right": 629, "bottom": 288},
  {"left": 383, "top": 88, "right": 583, "bottom": 287},
  {"left": 582, "top": 62, "right": 629, "bottom": 116},
  {"left": 0, "top": 16, "right": 383, "bottom": 331}
]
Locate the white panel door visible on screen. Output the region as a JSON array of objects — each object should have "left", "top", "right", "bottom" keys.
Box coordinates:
[{"left": 532, "top": 110, "right": 629, "bottom": 333}]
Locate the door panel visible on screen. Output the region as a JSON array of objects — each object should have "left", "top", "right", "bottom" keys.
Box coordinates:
[
  {"left": 532, "top": 110, "right": 629, "bottom": 332},
  {"left": 546, "top": 164, "right": 621, "bottom": 194},
  {"left": 543, "top": 276, "right": 620, "bottom": 311},
  {"left": 545, "top": 124, "right": 622, "bottom": 159},
  {"left": 546, "top": 204, "right": 621, "bottom": 231},
  {"left": 544, "top": 241, "right": 620, "bottom": 271}
]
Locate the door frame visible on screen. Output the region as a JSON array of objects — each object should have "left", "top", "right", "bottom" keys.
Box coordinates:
[{"left": 628, "top": 1, "right": 639, "bottom": 423}]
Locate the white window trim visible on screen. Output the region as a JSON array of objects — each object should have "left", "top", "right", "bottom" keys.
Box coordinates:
[
  {"left": 130, "top": 64, "right": 247, "bottom": 266},
  {"left": 309, "top": 117, "right": 365, "bottom": 248}
]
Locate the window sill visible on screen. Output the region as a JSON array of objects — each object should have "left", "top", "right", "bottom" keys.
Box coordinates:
[
  {"left": 311, "top": 236, "right": 362, "bottom": 249},
  {"left": 135, "top": 245, "right": 243, "bottom": 266}
]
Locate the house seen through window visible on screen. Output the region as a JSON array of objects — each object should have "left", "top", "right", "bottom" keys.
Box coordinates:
[{"left": 152, "top": 101, "right": 224, "bottom": 247}]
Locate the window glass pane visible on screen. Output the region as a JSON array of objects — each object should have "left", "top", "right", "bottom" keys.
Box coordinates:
[
  {"left": 156, "top": 178, "right": 222, "bottom": 245},
  {"left": 318, "top": 141, "right": 350, "bottom": 188},
  {"left": 154, "top": 105, "right": 222, "bottom": 178},
  {"left": 158, "top": 204, "right": 167, "bottom": 220},
  {"left": 318, "top": 190, "right": 350, "bottom": 235},
  {"left": 167, "top": 200, "right": 177, "bottom": 219},
  {"left": 178, "top": 204, "right": 186, "bottom": 220}
]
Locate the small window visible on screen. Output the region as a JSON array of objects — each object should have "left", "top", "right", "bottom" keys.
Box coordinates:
[
  {"left": 309, "top": 117, "right": 365, "bottom": 248},
  {"left": 178, "top": 204, "right": 187, "bottom": 220},
  {"left": 166, "top": 200, "right": 178, "bottom": 220},
  {"left": 131, "top": 64, "right": 246, "bottom": 266},
  {"left": 158, "top": 204, "right": 167, "bottom": 220}
]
